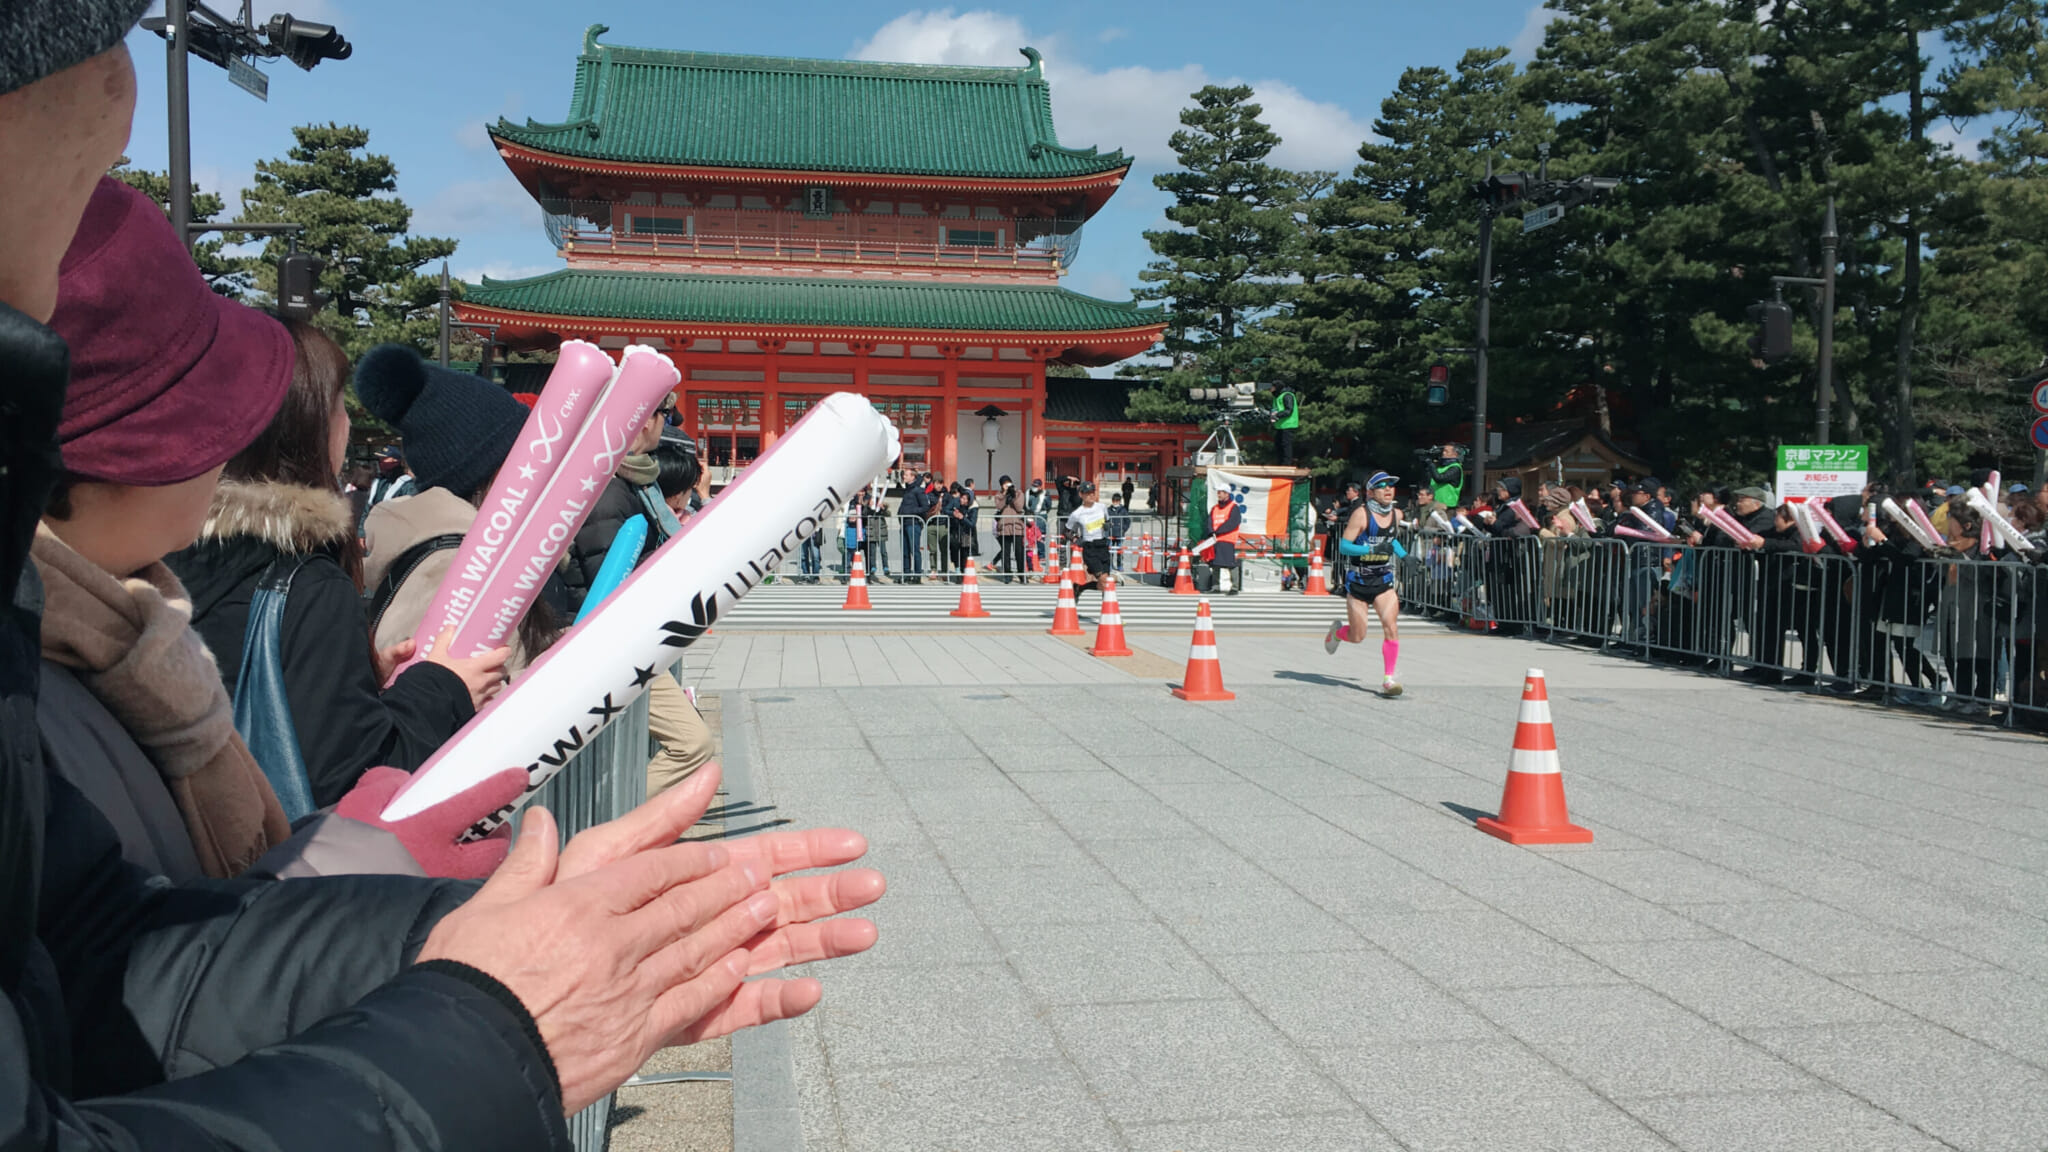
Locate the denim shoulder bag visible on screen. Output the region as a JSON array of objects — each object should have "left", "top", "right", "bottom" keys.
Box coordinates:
[{"left": 231, "top": 556, "right": 317, "bottom": 822}]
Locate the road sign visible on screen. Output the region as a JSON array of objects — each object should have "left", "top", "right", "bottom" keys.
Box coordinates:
[
  {"left": 1522, "top": 203, "right": 1565, "bottom": 233},
  {"left": 228, "top": 56, "right": 269, "bottom": 101},
  {"left": 1776, "top": 445, "right": 1869, "bottom": 503},
  {"left": 2032, "top": 415, "right": 2048, "bottom": 451},
  {"left": 2032, "top": 378, "right": 2048, "bottom": 414}
]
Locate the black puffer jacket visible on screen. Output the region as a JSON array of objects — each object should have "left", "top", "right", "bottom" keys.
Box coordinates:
[
  {"left": 166, "top": 480, "right": 473, "bottom": 809},
  {"left": 562, "top": 474, "right": 652, "bottom": 615},
  {"left": 2, "top": 302, "right": 565, "bottom": 1151}
]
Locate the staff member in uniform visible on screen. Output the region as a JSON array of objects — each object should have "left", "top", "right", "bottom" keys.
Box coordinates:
[
  {"left": 1270, "top": 386, "right": 1301, "bottom": 466},
  {"left": 1064, "top": 482, "right": 1113, "bottom": 597},
  {"left": 1204, "top": 486, "right": 1246, "bottom": 595}
]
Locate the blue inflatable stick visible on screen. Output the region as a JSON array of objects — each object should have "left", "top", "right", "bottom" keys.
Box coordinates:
[{"left": 575, "top": 514, "right": 649, "bottom": 623}]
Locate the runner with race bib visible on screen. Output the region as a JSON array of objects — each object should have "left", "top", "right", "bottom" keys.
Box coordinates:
[{"left": 1324, "top": 471, "right": 1406, "bottom": 697}]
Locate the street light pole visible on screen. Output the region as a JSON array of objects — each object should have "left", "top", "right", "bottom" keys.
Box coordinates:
[
  {"left": 1816, "top": 198, "right": 1837, "bottom": 444},
  {"left": 438, "top": 262, "right": 453, "bottom": 367},
  {"left": 1472, "top": 208, "right": 1495, "bottom": 496},
  {"left": 166, "top": 0, "right": 194, "bottom": 250}
]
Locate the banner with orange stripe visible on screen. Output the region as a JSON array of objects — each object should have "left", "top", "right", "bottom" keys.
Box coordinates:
[{"left": 1208, "top": 468, "right": 1294, "bottom": 538}]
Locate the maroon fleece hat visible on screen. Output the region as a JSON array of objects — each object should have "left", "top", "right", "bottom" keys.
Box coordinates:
[{"left": 48, "top": 177, "right": 293, "bottom": 486}]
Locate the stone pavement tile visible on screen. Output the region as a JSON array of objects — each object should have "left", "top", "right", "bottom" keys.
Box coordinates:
[
  {"left": 926, "top": 821, "right": 1093, "bottom": 871},
  {"left": 1466, "top": 985, "right": 1820, "bottom": 1097},
  {"left": 1167, "top": 908, "right": 1368, "bottom": 957},
  {"left": 1743, "top": 1022, "right": 2048, "bottom": 1151},
  {"left": 1118, "top": 1112, "right": 1398, "bottom": 1152},
  {"left": 1084, "top": 834, "right": 1249, "bottom": 879},
  {"left": 1557, "top": 850, "right": 1788, "bottom": 904},
  {"left": 877, "top": 758, "right": 1014, "bottom": 790},
  {"left": 1678, "top": 900, "right": 1987, "bottom": 976},
  {"left": 900, "top": 785, "right": 1042, "bottom": 826},
  {"left": 759, "top": 725, "right": 861, "bottom": 752},
  {"left": 1234, "top": 761, "right": 1394, "bottom": 800},
  {"left": 1110, "top": 754, "right": 1241, "bottom": 787},
  {"left": 1006, "top": 770, "right": 1157, "bottom": 806},
  {"left": 781, "top": 795, "right": 927, "bottom": 847},
  {"left": 1318, "top": 1041, "right": 1672, "bottom": 1152},
  {"left": 813, "top": 964, "right": 1061, "bottom": 1068},
  {"left": 1313, "top": 792, "right": 1487, "bottom": 838},
  {"left": 1349, "top": 908, "right": 1625, "bottom": 990},
  {"left": 1578, "top": 939, "right": 1906, "bottom": 1030},
  {"left": 1047, "top": 998, "right": 1353, "bottom": 1126},
  {"left": 1212, "top": 950, "right": 1496, "bottom": 1047},
  {"left": 950, "top": 864, "right": 1153, "bottom": 925},
  {"left": 829, "top": 1060, "right": 1122, "bottom": 1152},
  {"left": 845, "top": 844, "right": 960, "bottom": 901},
  {"left": 1843, "top": 968, "right": 2048, "bottom": 1067},
  {"left": 994, "top": 920, "right": 1230, "bottom": 1004},
  {"left": 1205, "top": 815, "right": 1384, "bottom": 865},
  {"left": 837, "top": 894, "right": 999, "bottom": 971},
  {"left": 976, "top": 742, "right": 1110, "bottom": 774},
  {"left": 1463, "top": 878, "right": 1724, "bottom": 944},
  {"left": 1282, "top": 851, "right": 1485, "bottom": 916},
  {"left": 1623, "top": 1089, "right": 1951, "bottom": 1152},
  {"left": 1153, "top": 781, "right": 1313, "bottom": 823},
  {"left": 1124, "top": 865, "right": 1318, "bottom": 921},
  {"left": 760, "top": 746, "right": 887, "bottom": 775},
  {"left": 1040, "top": 796, "right": 1203, "bottom": 841},
  {"left": 786, "top": 1011, "right": 844, "bottom": 1152}
]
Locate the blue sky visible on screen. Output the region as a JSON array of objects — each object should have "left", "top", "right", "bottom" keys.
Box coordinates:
[{"left": 122, "top": 1, "right": 1554, "bottom": 302}]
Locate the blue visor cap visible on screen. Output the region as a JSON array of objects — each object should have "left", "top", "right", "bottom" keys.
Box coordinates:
[{"left": 1368, "top": 472, "right": 1399, "bottom": 490}]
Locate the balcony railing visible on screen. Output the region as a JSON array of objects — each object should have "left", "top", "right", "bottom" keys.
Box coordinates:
[{"left": 540, "top": 200, "right": 1083, "bottom": 273}]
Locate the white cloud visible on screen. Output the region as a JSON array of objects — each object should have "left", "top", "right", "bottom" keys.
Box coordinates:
[
  {"left": 414, "top": 176, "right": 543, "bottom": 236},
  {"left": 851, "top": 8, "right": 1372, "bottom": 170},
  {"left": 1511, "top": 4, "right": 1562, "bottom": 61},
  {"left": 1098, "top": 27, "right": 1128, "bottom": 44},
  {"left": 459, "top": 261, "right": 556, "bottom": 284},
  {"left": 1929, "top": 120, "right": 1985, "bottom": 159}
]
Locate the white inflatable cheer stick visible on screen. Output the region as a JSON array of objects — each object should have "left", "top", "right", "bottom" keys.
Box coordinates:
[
  {"left": 1880, "top": 498, "right": 1945, "bottom": 550},
  {"left": 1967, "top": 487, "right": 2036, "bottom": 553},
  {"left": 383, "top": 393, "right": 901, "bottom": 836}
]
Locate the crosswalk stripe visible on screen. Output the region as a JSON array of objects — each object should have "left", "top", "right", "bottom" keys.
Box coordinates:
[{"left": 715, "top": 577, "right": 1346, "bottom": 632}]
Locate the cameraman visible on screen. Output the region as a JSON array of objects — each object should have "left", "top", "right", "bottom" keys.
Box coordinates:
[{"left": 1424, "top": 444, "right": 1465, "bottom": 510}]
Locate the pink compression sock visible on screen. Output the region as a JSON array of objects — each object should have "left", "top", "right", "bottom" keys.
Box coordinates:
[
  {"left": 1335, "top": 625, "right": 1351, "bottom": 643},
  {"left": 1383, "top": 639, "right": 1399, "bottom": 677}
]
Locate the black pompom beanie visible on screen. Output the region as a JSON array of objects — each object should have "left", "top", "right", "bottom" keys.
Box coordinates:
[
  {"left": 354, "top": 344, "right": 528, "bottom": 499},
  {"left": 0, "top": 0, "right": 151, "bottom": 95}
]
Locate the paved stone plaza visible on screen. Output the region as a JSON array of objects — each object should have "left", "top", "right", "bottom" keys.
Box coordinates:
[{"left": 686, "top": 617, "right": 2048, "bottom": 1152}]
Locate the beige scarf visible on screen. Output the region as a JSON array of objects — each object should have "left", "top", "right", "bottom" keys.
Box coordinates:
[{"left": 32, "top": 525, "right": 289, "bottom": 877}]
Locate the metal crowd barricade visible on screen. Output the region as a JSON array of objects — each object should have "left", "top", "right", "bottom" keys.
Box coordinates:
[
  {"left": 1398, "top": 529, "right": 2047, "bottom": 729},
  {"left": 513, "top": 690, "right": 653, "bottom": 1152}
]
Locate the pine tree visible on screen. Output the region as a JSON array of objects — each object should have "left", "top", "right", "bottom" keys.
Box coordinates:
[
  {"left": 235, "top": 124, "right": 457, "bottom": 358},
  {"left": 1127, "top": 86, "right": 1302, "bottom": 425}
]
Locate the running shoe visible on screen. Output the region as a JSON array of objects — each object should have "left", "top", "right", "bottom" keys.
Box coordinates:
[
  {"left": 1324, "top": 620, "right": 1343, "bottom": 655},
  {"left": 1382, "top": 675, "right": 1403, "bottom": 698}
]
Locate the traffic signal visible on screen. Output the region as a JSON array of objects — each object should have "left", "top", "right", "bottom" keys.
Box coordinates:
[
  {"left": 1426, "top": 362, "right": 1450, "bottom": 406},
  {"left": 1473, "top": 172, "right": 1532, "bottom": 211},
  {"left": 278, "top": 252, "right": 325, "bottom": 321},
  {"left": 1746, "top": 300, "right": 1792, "bottom": 364},
  {"left": 265, "top": 14, "right": 352, "bottom": 70}
]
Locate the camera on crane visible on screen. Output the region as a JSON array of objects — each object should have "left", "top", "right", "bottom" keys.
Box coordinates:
[
  {"left": 1188, "top": 382, "right": 1265, "bottom": 466},
  {"left": 1188, "top": 381, "right": 1259, "bottom": 412}
]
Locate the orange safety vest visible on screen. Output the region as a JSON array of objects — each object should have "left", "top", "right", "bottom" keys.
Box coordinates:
[{"left": 1211, "top": 501, "right": 1241, "bottom": 543}]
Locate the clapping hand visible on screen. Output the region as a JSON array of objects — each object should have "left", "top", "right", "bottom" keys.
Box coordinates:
[{"left": 416, "top": 763, "right": 882, "bottom": 1114}]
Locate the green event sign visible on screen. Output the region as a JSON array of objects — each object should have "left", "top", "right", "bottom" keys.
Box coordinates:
[{"left": 1777, "top": 445, "right": 1869, "bottom": 471}]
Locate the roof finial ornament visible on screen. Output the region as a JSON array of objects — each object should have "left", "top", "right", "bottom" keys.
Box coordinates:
[
  {"left": 583, "top": 24, "right": 610, "bottom": 55},
  {"left": 1019, "top": 46, "right": 1043, "bottom": 77}
]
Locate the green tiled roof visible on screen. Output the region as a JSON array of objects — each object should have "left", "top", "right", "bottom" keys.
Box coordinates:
[
  {"left": 460, "top": 269, "right": 1160, "bottom": 334},
  {"left": 489, "top": 24, "right": 1129, "bottom": 180}
]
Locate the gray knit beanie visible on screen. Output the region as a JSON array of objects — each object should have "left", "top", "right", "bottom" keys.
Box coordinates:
[{"left": 0, "top": 0, "right": 153, "bottom": 95}]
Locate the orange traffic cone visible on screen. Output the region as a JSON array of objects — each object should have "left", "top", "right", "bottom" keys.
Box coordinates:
[
  {"left": 1171, "top": 598, "right": 1234, "bottom": 701},
  {"left": 1088, "top": 574, "right": 1134, "bottom": 657},
  {"left": 1475, "top": 669, "right": 1592, "bottom": 845},
  {"left": 949, "top": 558, "right": 992, "bottom": 618},
  {"left": 842, "top": 551, "right": 873, "bottom": 610},
  {"left": 1304, "top": 550, "right": 1330, "bottom": 596},
  {"left": 1133, "top": 534, "right": 1154, "bottom": 575},
  {"left": 1170, "top": 547, "right": 1197, "bottom": 595},
  {"left": 1042, "top": 542, "right": 1063, "bottom": 584},
  {"left": 1048, "top": 572, "right": 1084, "bottom": 636},
  {"left": 1067, "top": 545, "right": 1087, "bottom": 588}
]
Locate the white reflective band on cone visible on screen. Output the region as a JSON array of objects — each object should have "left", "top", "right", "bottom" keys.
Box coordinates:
[
  {"left": 1508, "top": 747, "right": 1562, "bottom": 774},
  {"left": 1517, "top": 697, "right": 1553, "bottom": 726},
  {"left": 1190, "top": 645, "right": 1219, "bottom": 660}
]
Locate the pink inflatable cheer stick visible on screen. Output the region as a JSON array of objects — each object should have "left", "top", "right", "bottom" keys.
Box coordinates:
[
  {"left": 1807, "top": 497, "right": 1857, "bottom": 552},
  {"left": 1625, "top": 505, "right": 1674, "bottom": 540},
  {"left": 1507, "top": 498, "right": 1541, "bottom": 530},
  {"left": 457, "top": 345, "right": 682, "bottom": 659},
  {"left": 1613, "top": 524, "right": 1664, "bottom": 541},
  {"left": 1905, "top": 499, "right": 1946, "bottom": 549},
  {"left": 1880, "top": 498, "right": 1944, "bottom": 550},
  {"left": 1569, "top": 499, "right": 1600, "bottom": 535},
  {"left": 1704, "top": 505, "right": 1761, "bottom": 546},
  {"left": 396, "top": 341, "right": 616, "bottom": 679}
]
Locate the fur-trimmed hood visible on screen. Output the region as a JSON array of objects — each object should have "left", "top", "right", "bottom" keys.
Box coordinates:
[{"left": 197, "top": 479, "right": 355, "bottom": 554}]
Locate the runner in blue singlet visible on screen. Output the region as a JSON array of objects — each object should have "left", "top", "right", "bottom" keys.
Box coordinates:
[{"left": 1324, "top": 471, "right": 1404, "bottom": 696}]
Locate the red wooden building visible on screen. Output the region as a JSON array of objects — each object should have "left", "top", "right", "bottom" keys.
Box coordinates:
[{"left": 456, "top": 25, "right": 1187, "bottom": 489}]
